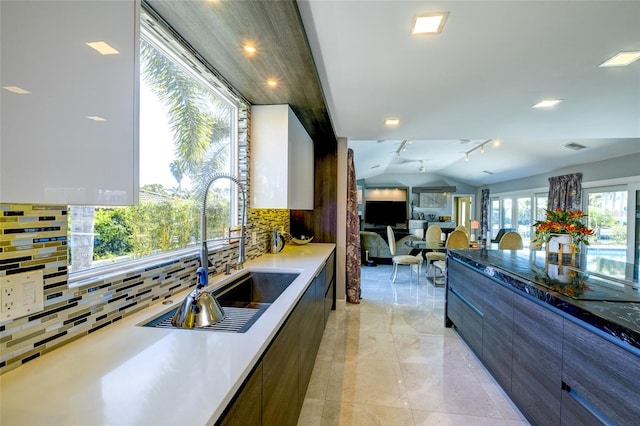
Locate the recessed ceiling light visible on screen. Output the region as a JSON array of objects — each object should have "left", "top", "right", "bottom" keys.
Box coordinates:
[
  {"left": 86, "top": 41, "right": 119, "bottom": 55},
  {"left": 87, "top": 115, "right": 106, "bottom": 121},
  {"left": 411, "top": 12, "right": 448, "bottom": 35},
  {"left": 599, "top": 51, "right": 640, "bottom": 67},
  {"left": 384, "top": 118, "right": 400, "bottom": 126},
  {"left": 532, "top": 99, "right": 562, "bottom": 108},
  {"left": 3, "top": 86, "right": 30, "bottom": 94},
  {"left": 243, "top": 44, "right": 257, "bottom": 55},
  {"left": 266, "top": 79, "right": 278, "bottom": 88}
]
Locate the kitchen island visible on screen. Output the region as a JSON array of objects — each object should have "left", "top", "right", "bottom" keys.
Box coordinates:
[
  {"left": 445, "top": 249, "right": 640, "bottom": 425},
  {"left": 0, "top": 244, "right": 335, "bottom": 426}
]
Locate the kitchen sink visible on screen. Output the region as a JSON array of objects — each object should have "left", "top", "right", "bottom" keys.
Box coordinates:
[{"left": 142, "top": 271, "right": 300, "bottom": 333}]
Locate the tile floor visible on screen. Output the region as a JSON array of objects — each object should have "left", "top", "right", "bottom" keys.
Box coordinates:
[{"left": 298, "top": 264, "right": 530, "bottom": 425}]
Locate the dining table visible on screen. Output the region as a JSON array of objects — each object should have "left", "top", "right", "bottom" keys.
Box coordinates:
[{"left": 404, "top": 239, "right": 445, "bottom": 261}]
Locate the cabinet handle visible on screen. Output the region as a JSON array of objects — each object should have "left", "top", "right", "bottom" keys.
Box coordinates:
[
  {"left": 449, "top": 287, "right": 484, "bottom": 318},
  {"left": 561, "top": 382, "right": 612, "bottom": 425}
]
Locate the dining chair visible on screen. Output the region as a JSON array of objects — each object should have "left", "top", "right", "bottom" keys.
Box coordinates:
[
  {"left": 431, "top": 229, "right": 470, "bottom": 283},
  {"left": 387, "top": 226, "right": 422, "bottom": 283},
  {"left": 454, "top": 225, "right": 470, "bottom": 239},
  {"left": 425, "top": 224, "right": 442, "bottom": 243},
  {"left": 425, "top": 224, "right": 445, "bottom": 275},
  {"left": 498, "top": 231, "right": 524, "bottom": 250},
  {"left": 491, "top": 228, "right": 516, "bottom": 244}
]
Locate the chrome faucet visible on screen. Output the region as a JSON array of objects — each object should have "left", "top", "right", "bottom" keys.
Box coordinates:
[
  {"left": 171, "top": 174, "right": 247, "bottom": 328},
  {"left": 199, "top": 173, "right": 247, "bottom": 282}
]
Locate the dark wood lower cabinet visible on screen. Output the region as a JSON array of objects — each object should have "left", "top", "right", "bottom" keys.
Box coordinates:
[
  {"left": 511, "top": 295, "right": 563, "bottom": 425},
  {"left": 218, "top": 251, "right": 336, "bottom": 425},
  {"left": 297, "top": 273, "right": 323, "bottom": 406},
  {"left": 263, "top": 317, "right": 299, "bottom": 426},
  {"left": 560, "top": 385, "right": 604, "bottom": 426},
  {"left": 481, "top": 278, "right": 513, "bottom": 392},
  {"left": 218, "top": 363, "right": 262, "bottom": 426},
  {"left": 447, "top": 260, "right": 484, "bottom": 356},
  {"left": 562, "top": 320, "right": 640, "bottom": 425},
  {"left": 447, "top": 256, "right": 640, "bottom": 426}
]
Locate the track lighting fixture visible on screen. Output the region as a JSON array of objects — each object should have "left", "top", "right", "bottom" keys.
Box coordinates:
[{"left": 464, "top": 139, "right": 494, "bottom": 161}]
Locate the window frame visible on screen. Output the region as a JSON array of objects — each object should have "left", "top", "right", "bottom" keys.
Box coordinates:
[{"left": 67, "top": 9, "right": 246, "bottom": 287}]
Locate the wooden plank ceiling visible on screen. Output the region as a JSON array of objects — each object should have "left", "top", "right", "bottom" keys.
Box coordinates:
[{"left": 144, "top": 0, "right": 335, "bottom": 143}]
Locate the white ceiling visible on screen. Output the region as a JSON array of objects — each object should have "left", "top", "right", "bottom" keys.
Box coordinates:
[{"left": 298, "top": 0, "right": 640, "bottom": 185}]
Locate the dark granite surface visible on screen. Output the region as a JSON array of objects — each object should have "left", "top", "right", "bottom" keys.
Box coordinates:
[{"left": 449, "top": 249, "right": 640, "bottom": 352}]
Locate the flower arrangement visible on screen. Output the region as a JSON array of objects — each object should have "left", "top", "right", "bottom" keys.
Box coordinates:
[{"left": 532, "top": 208, "right": 594, "bottom": 251}]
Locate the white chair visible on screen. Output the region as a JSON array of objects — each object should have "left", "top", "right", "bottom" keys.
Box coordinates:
[{"left": 387, "top": 226, "right": 422, "bottom": 283}]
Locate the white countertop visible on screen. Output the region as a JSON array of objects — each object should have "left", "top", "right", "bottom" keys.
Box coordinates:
[{"left": 0, "top": 243, "right": 335, "bottom": 426}]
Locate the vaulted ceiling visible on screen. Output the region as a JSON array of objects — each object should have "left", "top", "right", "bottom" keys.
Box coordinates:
[{"left": 146, "top": 0, "right": 640, "bottom": 186}]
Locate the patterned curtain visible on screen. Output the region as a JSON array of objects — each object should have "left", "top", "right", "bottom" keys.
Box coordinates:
[
  {"left": 346, "top": 148, "right": 361, "bottom": 304},
  {"left": 548, "top": 173, "right": 582, "bottom": 211},
  {"left": 480, "top": 189, "right": 490, "bottom": 243}
]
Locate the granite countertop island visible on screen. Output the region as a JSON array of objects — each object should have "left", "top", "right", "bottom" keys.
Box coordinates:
[
  {"left": 0, "top": 243, "right": 335, "bottom": 426},
  {"left": 449, "top": 249, "right": 640, "bottom": 351},
  {"left": 446, "top": 248, "right": 640, "bottom": 424}
]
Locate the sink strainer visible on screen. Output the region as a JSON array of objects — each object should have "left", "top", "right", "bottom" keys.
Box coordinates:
[{"left": 144, "top": 306, "right": 265, "bottom": 333}]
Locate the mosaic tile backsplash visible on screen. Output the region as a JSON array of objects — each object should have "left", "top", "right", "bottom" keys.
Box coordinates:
[{"left": 0, "top": 203, "right": 289, "bottom": 374}]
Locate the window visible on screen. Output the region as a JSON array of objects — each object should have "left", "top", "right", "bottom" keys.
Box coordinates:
[
  {"left": 535, "top": 194, "right": 548, "bottom": 221},
  {"left": 516, "top": 197, "right": 532, "bottom": 243},
  {"left": 585, "top": 187, "right": 628, "bottom": 265},
  {"left": 491, "top": 199, "right": 500, "bottom": 237},
  {"left": 68, "top": 10, "right": 242, "bottom": 277},
  {"left": 502, "top": 198, "right": 513, "bottom": 230}
]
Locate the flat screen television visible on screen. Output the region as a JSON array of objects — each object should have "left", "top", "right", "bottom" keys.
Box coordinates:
[{"left": 365, "top": 201, "right": 407, "bottom": 226}]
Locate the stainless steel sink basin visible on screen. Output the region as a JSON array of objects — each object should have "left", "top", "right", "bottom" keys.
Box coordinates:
[
  {"left": 216, "top": 271, "right": 300, "bottom": 308},
  {"left": 142, "top": 271, "right": 300, "bottom": 332}
]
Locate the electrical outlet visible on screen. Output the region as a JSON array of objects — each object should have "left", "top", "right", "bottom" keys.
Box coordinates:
[
  {"left": 0, "top": 270, "right": 44, "bottom": 322},
  {"left": 2, "top": 287, "right": 17, "bottom": 313}
]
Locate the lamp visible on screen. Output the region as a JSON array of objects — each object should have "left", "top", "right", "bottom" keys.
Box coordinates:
[{"left": 470, "top": 220, "right": 479, "bottom": 242}]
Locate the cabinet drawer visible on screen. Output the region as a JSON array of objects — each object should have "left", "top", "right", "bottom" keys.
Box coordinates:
[
  {"left": 512, "top": 295, "right": 563, "bottom": 425},
  {"left": 562, "top": 320, "right": 640, "bottom": 425},
  {"left": 482, "top": 279, "right": 513, "bottom": 391}
]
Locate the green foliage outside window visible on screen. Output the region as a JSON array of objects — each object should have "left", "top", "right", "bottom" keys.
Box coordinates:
[{"left": 91, "top": 193, "right": 229, "bottom": 262}]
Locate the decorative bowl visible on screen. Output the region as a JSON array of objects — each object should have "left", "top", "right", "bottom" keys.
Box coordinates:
[{"left": 291, "top": 236, "right": 314, "bottom": 245}]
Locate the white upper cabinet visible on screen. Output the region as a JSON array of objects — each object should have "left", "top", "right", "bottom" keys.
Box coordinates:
[
  {"left": 251, "top": 105, "right": 314, "bottom": 210},
  {"left": 0, "top": 0, "right": 139, "bottom": 205}
]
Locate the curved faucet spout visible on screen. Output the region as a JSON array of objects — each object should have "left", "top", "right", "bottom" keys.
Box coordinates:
[{"left": 200, "top": 174, "right": 247, "bottom": 277}]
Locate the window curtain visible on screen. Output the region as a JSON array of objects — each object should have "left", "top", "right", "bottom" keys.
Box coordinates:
[
  {"left": 480, "top": 188, "right": 490, "bottom": 242},
  {"left": 548, "top": 173, "right": 582, "bottom": 211},
  {"left": 346, "top": 148, "right": 361, "bottom": 304}
]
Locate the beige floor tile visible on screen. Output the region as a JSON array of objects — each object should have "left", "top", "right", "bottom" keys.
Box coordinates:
[
  {"left": 321, "top": 400, "right": 415, "bottom": 426},
  {"left": 342, "top": 310, "right": 393, "bottom": 333},
  {"left": 471, "top": 367, "right": 528, "bottom": 422},
  {"left": 393, "top": 332, "right": 474, "bottom": 366},
  {"left": 412, "top": 409, "right": 529, "bottom": 426},
  {"left": 401, "top": 362, "right": 503, "bottom": 418},
  {"left": 316, "top": 328, "right": 338, "bottom": 360},
  {"left": 298, "top": 264, "right": 528, "bottom": 425},
  {"left": 332, "top": 329, "right": 398, "bottom": 362},
  {"left": 298, "top": 398, "right": 324, "bottom": 426},
  {"left": 326, "top": 358, "right": 410, "bottom": 408},
  {"left": 305, "top": 358, "right": 333, "bottom": 400}
]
